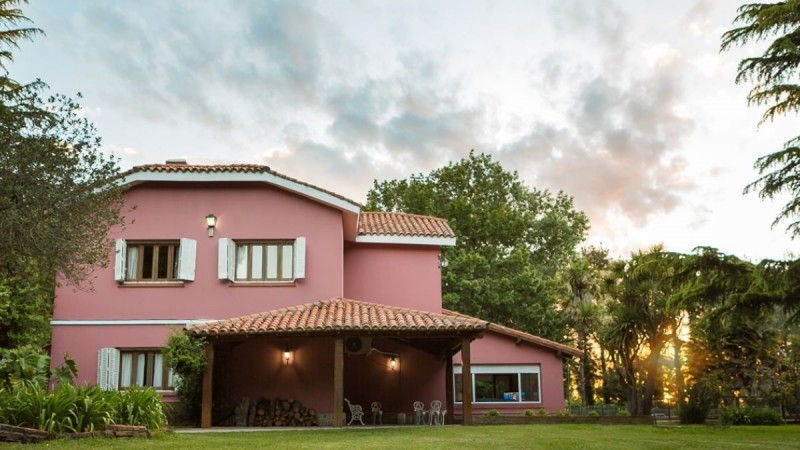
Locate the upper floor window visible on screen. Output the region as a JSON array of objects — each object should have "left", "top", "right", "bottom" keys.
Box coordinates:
[
  {"left": 218, "top": 237, "right": 305, "bottom": 283},
  {"left": 114, "top": 238, "right": 197, "bottom": 283},
  {"left": 127, "top": 242, "right": 179, "bottom": 280},
  {"left": 235, "top": 242, "right": 295, "bottom": 281}
]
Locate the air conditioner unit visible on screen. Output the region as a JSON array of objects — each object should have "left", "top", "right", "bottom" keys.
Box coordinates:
[{"left": 345, "top": 336, "right": 372, "bottom": 355}]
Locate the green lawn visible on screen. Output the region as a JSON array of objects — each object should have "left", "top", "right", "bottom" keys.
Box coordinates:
[{"left": 3, "top": 425, "right": 799, "bottom": 450}]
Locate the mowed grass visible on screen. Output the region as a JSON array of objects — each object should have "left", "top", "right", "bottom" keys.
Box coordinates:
[{"left": 3, "top": 424, "right": 800, "bottom": 450}]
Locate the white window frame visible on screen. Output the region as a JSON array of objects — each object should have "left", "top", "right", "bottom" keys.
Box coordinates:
[
  {"left": 454, "top": 364, "right": 542, "bottom": 404},
  {"left": 97, "top": 347, "right": 176, "bottom": 392},
  {"left": 218, "top": 237, "right": 306, "bottom": 282},
  {"left": 114, "top": 238, "right": 196, "bottom": 282}
]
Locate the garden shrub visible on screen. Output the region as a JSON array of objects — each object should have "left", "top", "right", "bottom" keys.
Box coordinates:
[
  {"left": 523, "top": 409, "right": 533, "bottom": 416},
  {"left": 163, "top": 330, "right": 206, "bottom": 425},
  {"left": 746, "top": 407, "right": 783, "bottom": 425},
  {"left": 2, "top": 382, "right": 112, "bottom": 433},
  {"left": 588, "top": 410, "right": 600, "bottom": 417},
  {"left": 537, "top": 408, "right": 549, "bottom": 416},
  {"left": 616, "top": 408, "right": 631, "bottom": 416},
  {"left": 483, "top": 409, "right": 500, "bottom": 416},
  {"left": 679, "top": 380, "right": 715, "bottom": 424},
  {"left": 110, "top": 385, "right": 169, "bottom": 430},
  {"left": 721, "top": 406, "right": 783, "bottom": 425}
]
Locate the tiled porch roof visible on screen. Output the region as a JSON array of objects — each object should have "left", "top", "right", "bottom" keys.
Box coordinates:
[
  {"left": 358, "top": 212, "right": 455, "bottom": 240},
  {"left": 188, "top": 298, "right": 488, "bottom": 337},
  {"left": 442, "top": 309, "right": 582, "bottom": 357}
]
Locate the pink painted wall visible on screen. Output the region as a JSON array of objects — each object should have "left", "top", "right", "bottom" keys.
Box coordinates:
[
  {"left": 49, "top": 324, "right": 177, "bottom": 400},
  {"left": 343, "top": 244, "right": 443, "bottom": 311},
  {"left": 453, "top": 331, "right": 567, "bottom": 414},
  {"left": 53, "top": 183, "right": 345, "bottom": 322},
  {"left": 51, "top": 182, "right": 347, "bottom": 386}
]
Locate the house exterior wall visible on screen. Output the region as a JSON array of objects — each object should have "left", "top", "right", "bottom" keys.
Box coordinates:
[
  {"left": 51, "top": 182, "right": 346, "bottom": 387},
  {"left": 49, "top": 175, "right": 572, "bottom": 423},
  {"left": 453, "top": 331, "right": 567, "bottom": 414},
  {"left": 343, "top": 244, "right": 443, "bottom": 312}
]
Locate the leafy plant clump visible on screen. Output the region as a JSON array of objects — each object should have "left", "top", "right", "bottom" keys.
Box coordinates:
[
  {"left": 483, "top": 409, "right": 500, "bottom": 417},
  {"left": 538, "top": 408, "right": 549, "bottom": 416},
  {"left": 523, "top": 409, "right": 534, "bottom": 416},
  {"left": 1, "top": 383, "right": 112, "bottom": 433},
  {"left": 163, "top": 330, "right": 206, "bottom": 425},
  {"left": 110, "top": 385, "right": 169, "bottom": 430},
  {"left": 588, "top": 410, "right": 600, "bottom": 417},
  {"left": 720, "top": 406, "right": 783, "bottom": 426},
  {"left": 616, "top": 408, "right": 631, "bottom": 417},
  {"left": 679, "top": 380, "right": 716, "bottom": 424}
]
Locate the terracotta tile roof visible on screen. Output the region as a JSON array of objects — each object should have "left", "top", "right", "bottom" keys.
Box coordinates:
[
  {"left": 188, "top": 298, "right": 488, "bottom": 337},
  {"left": 358, "top": 212, "right": 455, "bottom": 239},
  {"left": 442, "top": 309, "right": 582, "bottom": 357},
  {"left": 119, "top": 162, "right": 361, "bottom": 209}
]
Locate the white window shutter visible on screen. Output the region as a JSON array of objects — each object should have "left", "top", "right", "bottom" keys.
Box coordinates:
[
  {"left": 177, "top": 238, "right": 197, "bottom": 281},
  {"left": 97, "top": 347, "right": 120, "bottom": 391},
  {"left": 218, "top": 238, "right": 236, "bottom": 281},
  {"left": 294, "top": 237, "right": 306, "bottom": 279},
  {"left": 114, "top": 239, "right": 127, "bottom": 282}
]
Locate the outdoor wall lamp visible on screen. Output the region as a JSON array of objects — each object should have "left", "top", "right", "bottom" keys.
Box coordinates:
[
  {"left": 283, "top": 344, "right": 291, "bottom": 364},
  {"left": 205, "top": 214, "right": 217, "bottom": 237},
  {"left": 390, "top": 356, "right": 397, "bottom": 370}
]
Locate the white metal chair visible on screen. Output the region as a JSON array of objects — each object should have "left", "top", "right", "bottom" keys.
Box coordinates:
[
  {"left": 429, "top": 400, "right": 443, "bottom": 425},
  {"left": 413, "top": 400, "right": 426, "bottom": 425},
  {"left": 344, "top": 398, "right": 365, "bottom": 425},
  {"left": 371, "top": 401, "right": 383, "bottom": 425}
]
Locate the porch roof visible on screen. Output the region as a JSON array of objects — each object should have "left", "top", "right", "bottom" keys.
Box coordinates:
[
  {"left": 442, "top": 309, "right": 582, "bottom": 357},
  {"left": 187, "top": 298, "right": 488, "bottom": 337}
]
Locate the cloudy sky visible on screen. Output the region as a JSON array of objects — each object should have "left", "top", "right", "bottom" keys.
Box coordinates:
[{"left": 11, "top": 0, "right": 798, "bottom": 260}]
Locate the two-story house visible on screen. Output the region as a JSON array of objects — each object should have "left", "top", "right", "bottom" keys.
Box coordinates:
[{"left": 50, "top": 161, "right": 579, "bottom": 427}]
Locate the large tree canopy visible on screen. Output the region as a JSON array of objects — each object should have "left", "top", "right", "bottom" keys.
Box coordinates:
[
  {"left": 721, "top": 1, "right": 800, "bottom": 236},
  {"left": 365, "top": 151, "right": 589, "bottom": 342},
  {"left": 0, "top": 0, "right": 124, "bottom": 347}
]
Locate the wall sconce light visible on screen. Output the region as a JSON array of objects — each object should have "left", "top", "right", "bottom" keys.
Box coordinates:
[
  {"left": 283, "top": 344, "right": 291, "bottom": 364},
  {"left": 390, "top": 356, "right": 397, "bottom": 370},
  {"left": 205, "top": 214, "right": 217, "bottom": 237}
]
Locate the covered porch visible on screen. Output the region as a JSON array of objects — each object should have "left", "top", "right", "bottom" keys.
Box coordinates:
[{"left": 187, "top": 298, "right": 488, "bottom": 428}]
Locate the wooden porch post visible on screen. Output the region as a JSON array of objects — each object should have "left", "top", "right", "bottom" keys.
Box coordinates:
[
  {"left": 461, "top": 336, "right": 473, "bottom": 425},
  {"left": 445, "top": 351, "right": 454, "bottom": 425},
  {"left": 333, "top": 336, "right": 344, "bottom": 428},
  {"left": 200, "top": 342, "right": 215, "bottom": 428}
]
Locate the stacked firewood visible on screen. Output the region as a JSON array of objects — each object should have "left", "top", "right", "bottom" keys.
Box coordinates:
[{"left": 244, "top": 397, "right": 319, "bottom": 427}]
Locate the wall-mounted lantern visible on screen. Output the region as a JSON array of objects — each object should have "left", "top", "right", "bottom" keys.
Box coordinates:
[
  {"left": 283, "top": 344, "right": 291, "bottom": 364},
  {"left": 205, "top": 214, "right": 217, "bottom": 237}
]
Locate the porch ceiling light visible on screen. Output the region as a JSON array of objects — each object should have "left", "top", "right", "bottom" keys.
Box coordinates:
[{"left": 205, "top": 214, "right": 217, "bottom": 237}]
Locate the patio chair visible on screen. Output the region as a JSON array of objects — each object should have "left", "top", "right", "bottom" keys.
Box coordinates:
[
  {"left": 413, "top": 400, "right": 426, "bottom": 425},
  {"left": 344, "top": 398, "right": 365, "bottom": 425},
  {"left": 371, "top": 401, "right": 383, "bottom": 425},
  {"left": 429, "top": 400, "right": 443, "bottom": 425}
]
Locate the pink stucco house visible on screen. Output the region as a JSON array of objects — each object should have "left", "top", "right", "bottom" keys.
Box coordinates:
[{"left": 50, "top": 161, "right": 579, "bottom": 427}]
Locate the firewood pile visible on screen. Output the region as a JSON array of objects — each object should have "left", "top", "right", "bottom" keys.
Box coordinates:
[{"left": 236, "top": 397, "right": 319, "bottom": 427}]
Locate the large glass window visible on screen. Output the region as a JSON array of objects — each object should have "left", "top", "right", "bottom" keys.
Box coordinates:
[
  {"left": 454, "top": 365, "right": 541, "bottom": 403},
  {"left": 235, "top": 242, "right": 294, "bottom": 281}
]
